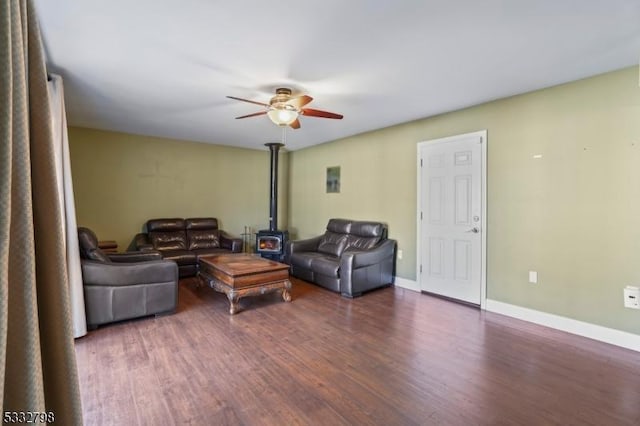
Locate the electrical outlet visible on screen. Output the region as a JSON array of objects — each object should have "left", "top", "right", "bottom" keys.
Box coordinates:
[
  {"left": 528, "top": 271, "right": 538, "bottom": 284},
  {"left": 397, "top": 249, "right": 403, "bottom": 260},
  {"left": 624, "top": 286, "right": 640, "bottom": 309}
]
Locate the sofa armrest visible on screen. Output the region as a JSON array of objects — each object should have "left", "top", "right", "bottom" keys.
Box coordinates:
[
  {"left": 343, "top": 239, "right": 397, "bottom": 269},
  {"left": 133, "top": 233, "right": 155, "bottom": 251},
  {"left": 81, "top": 259, "right": 178, "bottom": 286},
  {"left": 219, "top": 230, "right": 243, "bottom": 252},
  {"left": 108, "top": 251, "right": 163, "bottom": 263},
  {"left": 287, "top": 235, "right": 322, "bottom": 254},
  {"left": 339, "top": 239, "right": 396, "bottom": 297},
  {"left": 285, "top": 235, "right": 323, "bottom": 264}
]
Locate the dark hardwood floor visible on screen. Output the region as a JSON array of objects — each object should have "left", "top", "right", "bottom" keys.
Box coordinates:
[{"left": 75, "top": 278, "right": 640, "bottom": 425}]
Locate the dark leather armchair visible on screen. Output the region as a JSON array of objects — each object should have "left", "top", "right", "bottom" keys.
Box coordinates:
[
  {"left": 78, "top": 227, "right": 179, "bottom": 329},
  {"left": 132, "top": 218, "right": 242, "bottom": 278},
  {"left": 285, "top": 219, "right": 396, "bottom": 298}
]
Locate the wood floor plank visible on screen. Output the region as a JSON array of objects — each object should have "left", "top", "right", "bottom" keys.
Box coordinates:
[{"left": 74, "top": 278, "right": 640, "bottom": 425}]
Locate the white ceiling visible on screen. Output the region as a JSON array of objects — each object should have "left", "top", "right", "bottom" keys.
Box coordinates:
[{"left": 35, "top": 0, "right": 640, "bottom": 151}]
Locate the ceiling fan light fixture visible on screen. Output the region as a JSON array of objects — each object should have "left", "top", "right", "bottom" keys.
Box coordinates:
[
  {"left": 267, "top": 108, "right": 299, "bottom": 126},
  {"left": 228, "top": 88, "right": 342, "bottom": 129}
]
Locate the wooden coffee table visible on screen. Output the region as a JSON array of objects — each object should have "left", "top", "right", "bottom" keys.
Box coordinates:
[{"left": 197, "top": 254, "right": 292, "bottom": 314}]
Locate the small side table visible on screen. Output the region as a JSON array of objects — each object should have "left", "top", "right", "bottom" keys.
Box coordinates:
[{"left": 98, "top": 240, "right": 118, "bottom": 253}]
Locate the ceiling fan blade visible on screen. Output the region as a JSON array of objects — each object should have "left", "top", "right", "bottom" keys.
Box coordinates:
[
  {"left": 301, "top": 108, "right": 343, "bottom": 119},
  {"left": 286, "top": 95, "right": 313, "bottom": 109},
  {"left": 235, "top": 111, "right": 268, "bottom": 119},
  {"left": 227, "top": 96, "right": 270, "bottom": 107},
  {"left": 289, "top": 119, "right": 301, "bottom": 129}
]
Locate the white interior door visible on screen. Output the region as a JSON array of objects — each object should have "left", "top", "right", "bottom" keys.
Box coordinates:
[{"left": 418, "top": 131, "right": 486, "bottom": 305}]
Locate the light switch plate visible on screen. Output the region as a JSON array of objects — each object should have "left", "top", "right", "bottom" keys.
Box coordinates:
[{"left": 529, "top": 271, "right": 538, "bottom": 284}]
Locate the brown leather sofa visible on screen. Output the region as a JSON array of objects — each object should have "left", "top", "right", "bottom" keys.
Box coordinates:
[
  {"left": 78, "top": 227, "right": 179, "bottom": 329},
  {"left": 285, "top": 218, "right": 396, "bottom": 298},
  {"left": 132, "top": 217, "right": 242, "bottom": 278}
]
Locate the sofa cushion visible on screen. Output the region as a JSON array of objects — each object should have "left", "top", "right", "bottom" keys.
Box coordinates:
[
  {"left": 345, "top": 235, "right": 380, "bottom": 251},
  {"left": 345, "top": 221, "right": 385, "bottom": 251},
  {"left": 193, "top": 247, "right": 231, "bottom": 258},
  {"left": 150, "top": 231, "right": 187, "bottom": 251},
  {"left": 147, "top": 218, "right": 185, "bottom": 232},
  {"left": 310, "top": 255, "right": 340, "bottom": 277},
  {"left": 157, "top": 249, "right": 196, "bottom": 266},
  {"left": 187, "top": 229, "right": 220, "bottom": 250},
  {"left": 327, "top": 218, "right": 352, "bottom": 234},
  {"left": 351, "top": 221, "right": 385, "bottom": 238},
  {"left": 317, "top": 232, "right": 348, "bottom": 257},
  {"left": 185, "top": 217, "right": 218, "bottom": 230},
  {"left": 290, "top": 251, "right": 326, "bottom": 269}
]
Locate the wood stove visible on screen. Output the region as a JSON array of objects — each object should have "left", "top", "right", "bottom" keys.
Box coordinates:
[
  {"left": 256, "top": 230, "right": 288, "bottom": 259},
  {"left": 256, "top": 143, "right": 288, "bottom": 261}
]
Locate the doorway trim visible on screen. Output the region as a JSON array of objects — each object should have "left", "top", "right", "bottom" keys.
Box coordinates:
[{"left": 416, "top": 130, "right": 488, "bottom": 309}]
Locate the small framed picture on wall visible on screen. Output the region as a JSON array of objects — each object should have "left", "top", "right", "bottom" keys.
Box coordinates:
[{"left": 326, "top": 166, "right": 340, "bottom": 193}]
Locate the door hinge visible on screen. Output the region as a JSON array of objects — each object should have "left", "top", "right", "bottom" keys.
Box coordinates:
[
  {"left": 420, "top": 265, "right": 422, "bottom": 274},
  {"left": 420, "top": 158, "right": 423, "bottom": 167},
  {"left": 420, "top": 211, "right": 423, "bottom": 220}
]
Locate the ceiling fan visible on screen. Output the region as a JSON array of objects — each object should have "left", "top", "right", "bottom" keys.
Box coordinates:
[{"left": 227, "top": 88, "right": 343, "bottom": 129}]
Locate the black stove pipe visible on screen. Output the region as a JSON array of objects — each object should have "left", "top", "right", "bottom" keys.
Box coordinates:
[{"left": 265, "top": 142, "right": 284, "bottom": 232}]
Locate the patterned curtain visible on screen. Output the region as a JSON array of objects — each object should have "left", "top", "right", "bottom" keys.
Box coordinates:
[{"left": 0, "top": 0, "right": 83, "bottom": 424}]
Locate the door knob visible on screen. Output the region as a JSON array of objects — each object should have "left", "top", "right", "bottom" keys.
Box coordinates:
[{"left": 466, "top": 227, "right": 480, "bottom": 233}]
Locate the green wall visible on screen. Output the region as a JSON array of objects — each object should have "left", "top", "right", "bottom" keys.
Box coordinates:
[
  {"left": 69, "top": 127, "right": 288, "bottom": 251},
  {"left": 288, "top": 67, "right": 640, "bottom": 334},
  {"left": 69, "top": 67, "right": 640, "bottom": 335}
]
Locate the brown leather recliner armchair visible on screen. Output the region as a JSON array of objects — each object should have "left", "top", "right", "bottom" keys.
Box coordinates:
[
  {"left": 78, "top": 227, "right": 179, "bottom": 329},
  {"left": 285, "top": 219, "right": 396, "bottom": 298}
]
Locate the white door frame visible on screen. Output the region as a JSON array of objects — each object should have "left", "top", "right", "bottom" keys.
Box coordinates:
[{"left": 416, "top": 130, "right": 488, "bottom": 309}]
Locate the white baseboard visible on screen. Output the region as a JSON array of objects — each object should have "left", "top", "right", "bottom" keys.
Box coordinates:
[
  {"left": 390, "top": 282, "right": 640, "bottom": 352},
  {"left": 394, "top": 277, "right": 420, "bottom": 292},
  {"left": 486, "top": 299, "right": 640, "bottom": 353}
]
